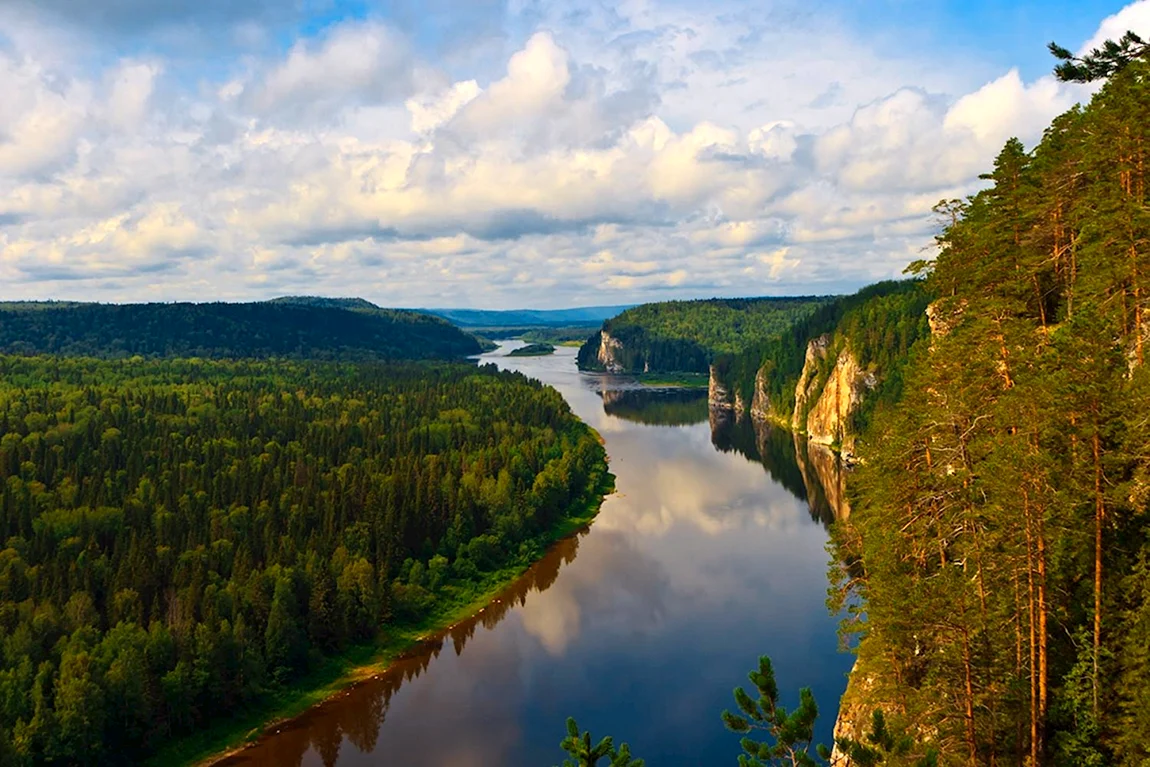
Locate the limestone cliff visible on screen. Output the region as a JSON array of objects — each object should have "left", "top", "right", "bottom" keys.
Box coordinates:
[
  {"left": 749, "top": 364, "right": 773, "bottom": 422},
  {"left": 792, "top": 335, "right": 830, "bottom": 431},
  {"left": 596, "top": 331, "right": 625, "bottom": 372},
  {"left": 829, "top": 658, "right": 874, "bottom": 766},
  {"left": 805, "top": 349, "right": 876, "bottom": 458},
  {"left": 708, "top": 364, "right": 735, "bottom": 411}
]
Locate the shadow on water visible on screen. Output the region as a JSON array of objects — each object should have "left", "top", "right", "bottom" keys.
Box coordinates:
[
  {"left": 708, "top": 411, "right": 851, "bottom": 526},
  {"left": 599, "top": 387, "right": 709, "bottom": 426},
  {"left": 219, "top": 534, "right": 586, "bottom": 767}
]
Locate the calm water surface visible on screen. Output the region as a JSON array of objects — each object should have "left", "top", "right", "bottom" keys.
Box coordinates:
[{"left": 220, "top": 343, "right": 852, "bottom": 766}]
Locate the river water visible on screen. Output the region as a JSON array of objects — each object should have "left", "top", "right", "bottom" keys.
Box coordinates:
[{"left": 219, "top": 343, "right": 852, "bottom": 766}]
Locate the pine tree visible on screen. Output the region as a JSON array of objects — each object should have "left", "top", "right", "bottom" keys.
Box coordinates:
[{"left": 720, "top": 656, "right": 828, "bottom": 767}]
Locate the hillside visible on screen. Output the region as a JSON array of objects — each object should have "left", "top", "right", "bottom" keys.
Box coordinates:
[
  {"left": 710, "top": 280, "right": 930, "bottom": 456},
  {"left": 0, "top": 356, "right": 609, "bottom": 765},
  {"left": 576, "top": 296, "right": 831, "bottom": 374},
  {"left": 0, "top": 301, "right": 483, "bottom": 360},
  {"left": 830, "top": 54, "right": 1150, "bottom": 766},
  {"left": 424, "top": 305, "right": 633, "bottom": 328}
]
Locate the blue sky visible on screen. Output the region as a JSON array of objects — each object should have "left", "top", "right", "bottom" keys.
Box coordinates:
[{"left": 0, "top": 0, "right": 1146, "bottom": 308}]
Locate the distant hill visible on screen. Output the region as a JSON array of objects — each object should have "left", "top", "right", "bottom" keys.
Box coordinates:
[
  {"left": 267, "top": 295, "right": 381, "bottom": 311},
  {"left": 422, "top": 306, "right": 634, "bottom": 328},
  {"left": 0, "top": 301, "right": 483, "bottom": 360},
  {"left": 576, "top": 296, "right": 833, "bottom": 374}
]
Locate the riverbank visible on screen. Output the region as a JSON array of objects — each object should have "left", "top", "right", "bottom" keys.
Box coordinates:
[
  {"left": 636, "top": 371, "right": 709, "bottom": 388},
  {"left": 151, "top": 465, "right": 616, "bottom": 767}
]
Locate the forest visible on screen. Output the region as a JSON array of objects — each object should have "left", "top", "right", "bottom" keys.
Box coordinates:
[
  {"left": 0, "top": 301, "right": 484, "bottom": 361},
  {"left": 832, "top": 49, "right": 1150, "bottom": 766},
  {"left": 577, "top": 297, "right": 829, "bottom": 374},
  {"left": 0, "top": 356, "right": 609, "bottom": 765},
  {"left": 712, "top": 280, "right": 931, "bottom": 433},
  {"left": 562, "top": 35, "right": 1150, "bottom": 767}
]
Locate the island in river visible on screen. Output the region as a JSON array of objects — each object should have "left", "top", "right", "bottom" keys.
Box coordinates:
[{"left": 507, "top": 342, "right": 556, "bottom": 356}]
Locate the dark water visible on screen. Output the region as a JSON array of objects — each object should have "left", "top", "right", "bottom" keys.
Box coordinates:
[{"left": 218, "top": 343, "right": 852, "bottom": 767}]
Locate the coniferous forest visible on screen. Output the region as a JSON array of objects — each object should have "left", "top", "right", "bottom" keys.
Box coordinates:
[
  {"left": 557, "top": 37, "right": 1150, "bottom": 767},
  {"left": 832, "top": 51, "right": 1150, "bottom": 766},
  {"left": 0, "top": 301, "right": 484, "bottom": 361},
  {"left": 0, "top": 356, "right": 608, "bottom": 764},
  {"left": 577, "top": 297, "right": 830, "bottom": 374}
]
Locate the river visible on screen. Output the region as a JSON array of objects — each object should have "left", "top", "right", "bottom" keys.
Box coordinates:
[{"left": 218, "top": 342, "right": 852, "bottom": 766}]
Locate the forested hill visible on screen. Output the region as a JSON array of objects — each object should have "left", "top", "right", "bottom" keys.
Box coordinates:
[
  {"left": 576, "top": 296, "right": 830, "bottom": 374},
  {"left": 832, "top": 54, "right": 1150, "bottom": 766},
  {"left": 711, "top": 280, "right": 930, "bottom": 441},
  {"left": 0, "top": 301, "right": 483, "bottom": 360},
  {"left": 423, "top": 305, "right": 633, "bottom": 328},
  {"left": 0, "top": 356, "right": 610, "bottom": 765}
]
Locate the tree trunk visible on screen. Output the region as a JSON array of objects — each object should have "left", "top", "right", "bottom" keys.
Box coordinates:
[{"left": 1092, "top": 429, "right": 1105, "bottom": 716}]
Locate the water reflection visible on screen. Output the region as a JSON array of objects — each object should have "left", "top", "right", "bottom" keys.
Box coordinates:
[
  {"left": 219, "top": 345, "right": 851, "bottom": 767},
  {"left": 600, "top": 387, "right": 708, "bottom": 426},
  {"left": 708, "top": 411, "right": 851, "bottom": 525}
]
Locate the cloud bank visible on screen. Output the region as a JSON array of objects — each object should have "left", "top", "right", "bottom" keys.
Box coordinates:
[{"left": 0, "top": 0, "right": 1145, "bottom": 306}]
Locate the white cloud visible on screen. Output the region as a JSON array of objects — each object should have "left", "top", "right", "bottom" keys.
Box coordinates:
[
  {"left": 248, "top": 21, "right": 417, "bottom": 119},
  {"left": 1, "top": 0, "right": 1148, "bottom": 305}
]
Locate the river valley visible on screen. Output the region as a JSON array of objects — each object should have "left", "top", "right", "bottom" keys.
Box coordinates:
[{"left": 217, "top": 342, "right": 853, "bottom": 766}]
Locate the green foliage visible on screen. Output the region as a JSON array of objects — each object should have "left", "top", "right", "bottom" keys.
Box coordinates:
[
  {"left": 557, "top": 718, "right": 645, "bottom": 767},
  {"left": 1050, "top": 31, "right": 1148, "bottom": 82},
  {"left": 474, "top": 327, "right": 601, "bottom": 344},
  {"left": 836, "top": 711, "right": 938, "bottom": 767},
  {"left": 0, "top": 356, "right": 608, "bottom": 763},
  {"left": 577, "top": 297, "right": 831, "bottom": 374},
  {"left": 721, "top": 656, "right": 826, "bottom": 767},
  {"left": 837, "top": 57, "right": 1150, "bottom": 766},
  {"left": 713, "top": 280, "right": 930, "bottom": 425},
  {"left": 508, "top": 343, "right": 557, "bottom": 357},
  {"left": 0, "top": 300, "right": 482, "bottom": 360}
]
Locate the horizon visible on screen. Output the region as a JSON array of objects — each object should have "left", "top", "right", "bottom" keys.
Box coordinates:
[{"left": 1, "top": 0, "right": 1148, "bottom": 308}]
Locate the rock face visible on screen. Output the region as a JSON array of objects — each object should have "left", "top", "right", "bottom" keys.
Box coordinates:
[
  {"left": 792, "top": 335, "right": 830, "bottom": 431},
  {"left": 749, "top": 364, "right": 772, "bottom": 421},
  {"left": 596, "top": 331, "right": 625, "bottom": 372},
  {"left": 792, "top": 335, "right": 875, "bottom": 459},
  {"left": 805, "top": 349, "right": 876, "bottom": 458},
  {"left": 830, "top": 658, "right": 873, "bottom": 766},
  {"left": 708, "top": 364, "right": 735, "bottom": 411},
  {"left": 925, "top": 299, "right": 964, "bottom": 338}
]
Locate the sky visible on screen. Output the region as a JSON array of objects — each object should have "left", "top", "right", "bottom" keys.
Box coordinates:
[{"left": 0, "top": 0, "right": 1148, "bottom": 308}]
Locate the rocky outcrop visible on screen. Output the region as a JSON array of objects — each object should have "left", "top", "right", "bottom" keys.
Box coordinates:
[
  {"left": 749, "top": 364, "right": 772, "bottom": 421},
  {"left": 596, "top": 331, "right": 625, "bottom": 372},
  {"left": 792, "top": 335, "right": 830, "bottom": 431},
  {"left": 830, "top": 658, "right": 874, "bottom": 766},
  {"left": 805, "top": 349, "right": 876, "bottom": 458},
  {"left": 708, "top": 364, "right": 735, "bottom": 412},
  {"left": 925, "top": 299, "right": 965, "bottom": 339}
]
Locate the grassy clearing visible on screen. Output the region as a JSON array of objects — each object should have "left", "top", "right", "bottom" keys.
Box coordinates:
[
  {"left": 153, "top": 468, "right": 615, "bottom": 767},
  {"left": 636, "top": 371, "right": 710, "bottom": 388}
]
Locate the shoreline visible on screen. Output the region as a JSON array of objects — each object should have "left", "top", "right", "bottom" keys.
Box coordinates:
[{"left": 151, "top": 464, "right": 615, "bottom": 767}]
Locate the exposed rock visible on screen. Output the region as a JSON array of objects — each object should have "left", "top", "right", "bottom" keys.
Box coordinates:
[
  {"left": 806, "top": 348, "right": 875, "bottom": 459},
  {"left": 750, "top": 364, "right": 772, "bottom": 421},
  {"left": 596, "top": 331, "right": 625, "bottom": 372},
  {"left": 708, "top": 364, "right": 735, "bottom": 411},
  {"left": 926, "top": 299, "right": 965, "bottom": 338},
  {"left": 792, "top": 335, "right": 831, "bottom": 431},
  {"left": 734, "top": 390, "right": 747, "bottom": 419},
  {"left": 830, "top": 658, "right": 873, "bottom": 766}
]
